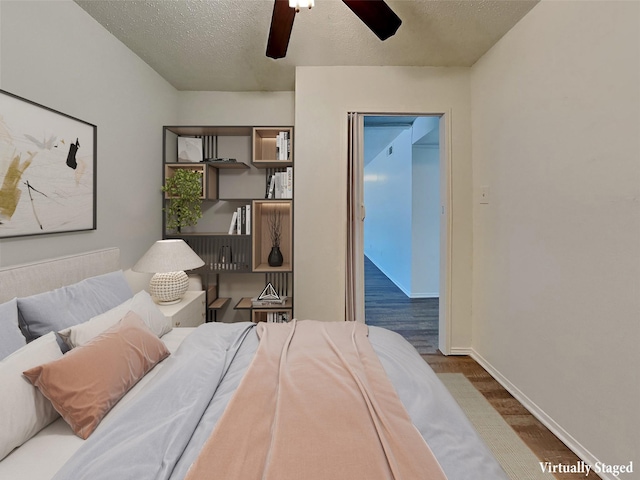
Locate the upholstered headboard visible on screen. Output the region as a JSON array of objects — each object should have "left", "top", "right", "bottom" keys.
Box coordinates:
[{"left": 0, "top": 248, "right": 121, "bottom": 303}]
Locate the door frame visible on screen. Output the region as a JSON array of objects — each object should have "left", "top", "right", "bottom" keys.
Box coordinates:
[{"left": 347, "top": 110, "right": 453, "bottom": 355}]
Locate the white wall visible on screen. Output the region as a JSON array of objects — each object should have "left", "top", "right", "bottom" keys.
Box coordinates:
[
  {"left": 0, "top": 0, "right": 178, "bottom": 268},
  {"left": 177, "top": 91, "right": 294, "bottom": 126},
  {"left": 364, "top": 125, "right": 407, "bottom": 166},
  {"left": 471, "top": 0, "right": 640, "bottom": 472},
  {"left": 295, "top": 66, "right": 472, "bottom": 349},
  {"left": 411, "top": 145, "right": 440, "bottom": 297},
  {"left": 364, "top": 127, "right": 440, "bottom": 298},
  {"left": 364, "top": 128, "right": 413, "bottom": 294}
]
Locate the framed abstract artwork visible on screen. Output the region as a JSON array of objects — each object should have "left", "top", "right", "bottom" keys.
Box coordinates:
[
  {"left": 0, "top": 90, "right": 96, "bottom": 238},
  {"left": 177, "top": 136, "right": 203, "bottom": 162}
]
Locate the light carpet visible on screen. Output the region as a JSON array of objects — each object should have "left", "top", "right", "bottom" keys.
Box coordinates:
[{"left": 436, "top": 373, "right": 556, "bottom": 480}]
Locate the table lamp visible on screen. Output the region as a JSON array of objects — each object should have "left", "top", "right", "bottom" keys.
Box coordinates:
[{"left": 133, "top": 239, "right": 204, "bottom": 304}]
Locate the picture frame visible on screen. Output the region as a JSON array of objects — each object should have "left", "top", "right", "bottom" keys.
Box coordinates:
[
  {"left": 177, "top": 136, "right": 203, "bottom": 162},
  {"left": 0, "top": 89, "right": 97, "bottom": 238}
]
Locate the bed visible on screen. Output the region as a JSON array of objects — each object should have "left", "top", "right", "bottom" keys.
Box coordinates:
[{"left": 0, "top": 248, "right": 508, "bottom": 480}]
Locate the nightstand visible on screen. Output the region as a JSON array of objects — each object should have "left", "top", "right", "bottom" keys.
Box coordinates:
[{"left": 156, "top": 290, "right": 206, "bottom": 327}]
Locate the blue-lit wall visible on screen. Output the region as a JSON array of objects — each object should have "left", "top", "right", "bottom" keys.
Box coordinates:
[{"left": 364, "top": 118, "right": 440, "bottom": 298}]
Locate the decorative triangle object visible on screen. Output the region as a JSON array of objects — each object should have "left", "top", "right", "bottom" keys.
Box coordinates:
[{"left": 258, "top": 282, "right": 280, "bottom": 301}]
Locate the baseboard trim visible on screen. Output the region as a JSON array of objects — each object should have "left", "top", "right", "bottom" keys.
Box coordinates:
[
  {"left": 468, "top": 348, "right": 619, "bottom": 480},
  {"left": 408, "top": 292, "right": 439, "bottom": 299},
  {"left": 448, "top": 346, "right": 473, "bottom": 356}
]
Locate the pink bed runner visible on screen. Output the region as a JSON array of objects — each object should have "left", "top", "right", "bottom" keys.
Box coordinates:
[{"left": 185, "top": 319, "right": 448, "bottom": 480}]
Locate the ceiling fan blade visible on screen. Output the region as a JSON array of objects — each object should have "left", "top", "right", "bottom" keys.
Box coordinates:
[
  {"left": 266, "top": 0, "right": 297, "bottom": 59},
  {"left": 342, "top": 0, "right": 402, "bottom": 41}
]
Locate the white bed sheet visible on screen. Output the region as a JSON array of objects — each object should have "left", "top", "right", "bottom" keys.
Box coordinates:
[{"left": 0, "top": 328, "right": 196, "bottom": 480}]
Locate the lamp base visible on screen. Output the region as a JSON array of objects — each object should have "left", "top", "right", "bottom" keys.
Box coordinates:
[
  {"left": 155, "top": 298, "right": 182, "bottom": 306},
  {"left": 149, "top": 271, "right": 189, "bottom": 304}
]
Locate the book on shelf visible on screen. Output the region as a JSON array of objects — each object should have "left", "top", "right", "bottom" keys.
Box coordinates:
[
  {"left": 228, "top": 211, "right": 238, "bottom": 234},
  {"left": 265, "top": 174, "right": 273, "bottom": 199},
  {"left": 276, "top": 132, "right": 282, "bottom": 161},
  {"left": 283, "top": 131, "right": 289, "bottom": 160},
  {"left": 246, "top": 204, "right": 251, "bottom": 235},
  {"left": 275, "top": 131, "right": 290, "bottom": 161},
  {"left": 271, "top": 170, "right": 292, "bottom": 199},
  {"left": 285, "top": 167, "right": 293, "bottom": 198},
  {"left": 265, "top": 312, "right": 290, "bottom": 323},
  {"left": 252, "top": 296, "right": 289, "bottom": 307},
  {"left": 230, "top": 205, "right": 251, "bottom": 235},
  {"left": 274, "top": 173, "right": 282, "bottom": 199},
  {"left": 267, "top": 175, "right": 276, "bottom": 199}
]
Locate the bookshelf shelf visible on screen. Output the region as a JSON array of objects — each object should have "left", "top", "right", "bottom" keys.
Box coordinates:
[
  {"left": 208, "top": 161, "right": 250, "bottom": 170},
  {"left": 234, "top": 297, "right": 293, "bottom": 310},
  {"left": 253, "top": 160, "right": 293, "bottom": 169},
  {"left": 209, "top": 297, "right": 231, "bottom": 310},
  {"left": 252, "top": 127, "right": 293, "bottom": 167},
  {"left": 251, "top": 200, "right": 292, "bottom": 273},
  {"left": 234, "top": 297, "right": 293, "bottom": 323},
  {"left": 164, "top": 163, "right": 217, "bottom": 200}
]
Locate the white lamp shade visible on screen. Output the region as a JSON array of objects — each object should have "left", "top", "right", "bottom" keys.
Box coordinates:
[{"left": 133, "top": 239, "right": 204, "bottom": 274}]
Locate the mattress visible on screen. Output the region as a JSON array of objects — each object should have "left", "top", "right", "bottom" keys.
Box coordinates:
[{"left": 1, "top": 323, "right": 507, "bottom": 480}]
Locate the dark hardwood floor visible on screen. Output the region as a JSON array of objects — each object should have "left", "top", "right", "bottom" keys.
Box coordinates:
[
  {"left": 364, "top": 256, "right": 600, "bottom": 479},
  {"left": 364, "top": 256, "right": 439, "bottom": 354}
]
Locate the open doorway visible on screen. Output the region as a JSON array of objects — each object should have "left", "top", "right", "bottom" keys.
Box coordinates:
[
  {"left": 345, "top": 112, "right": 449, "bottom": 354},
  {"left": 362, "top": 115, "right": 441, "bottom": 354}
]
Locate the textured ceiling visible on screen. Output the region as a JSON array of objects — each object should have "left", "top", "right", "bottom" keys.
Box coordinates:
[{"left": 75, "top": 0, "right": 538, "bottom": 92}]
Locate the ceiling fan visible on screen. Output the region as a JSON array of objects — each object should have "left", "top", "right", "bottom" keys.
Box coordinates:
[{"left": 266, "top": 0, "right": 402, "bottom": 59}]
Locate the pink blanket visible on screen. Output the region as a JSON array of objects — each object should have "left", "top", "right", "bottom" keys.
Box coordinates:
[{"left": 185, "top": 320, "right": 448, "bottom": 480}]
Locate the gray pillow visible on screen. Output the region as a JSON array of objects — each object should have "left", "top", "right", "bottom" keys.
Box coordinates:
[
  {"left": 0, "top": 298, "right": 27, "bottom": 360},
  {"left": 17, "top": 270, "right": 133, "bottom": 351}
]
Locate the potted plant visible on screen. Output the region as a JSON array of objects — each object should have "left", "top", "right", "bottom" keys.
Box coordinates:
[
  {"left": 162, "top": 168, "right": 203, "bottom": 233},
  {"left": 267, "top": 206, "right": 283, "bottom": 267}
]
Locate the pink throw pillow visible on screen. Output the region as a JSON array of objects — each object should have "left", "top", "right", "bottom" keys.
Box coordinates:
[{"left": 23, "top": 311, "right": 170, "bottom": 439}]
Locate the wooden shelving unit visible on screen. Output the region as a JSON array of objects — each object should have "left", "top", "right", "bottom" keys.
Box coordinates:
[
  {"left": 162, "top": 125, "right": 294, "bottom": 323},
  {"left": 164, "top": 163, "right": 217, "bottom": 200},
  {"left": 164, "top": 161, "right": 249, "bottom": 203},
  {"left": 234, "top": 297, "right": 293, "bottom": 323},
  {"left": 252, "top": 127, "right": 293, "bottom": 168},
  {"left": 251, "top": 200, "right": 292, "bottom": 272}
]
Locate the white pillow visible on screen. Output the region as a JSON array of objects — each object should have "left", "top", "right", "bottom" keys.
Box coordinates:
[
  {"left": 0, "top": 298, "right": 26, "bottom": 360},
  {"left": 0, "top": 333, "right": 62, "bottom": 461},
  {"left": 58, "top": 290, "right": 172, "bottom": 349}
]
